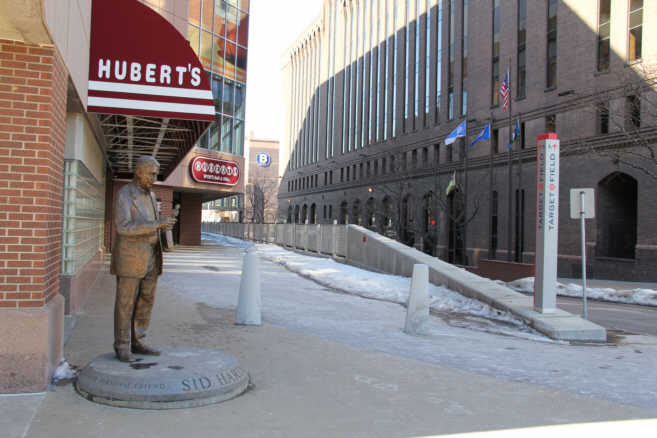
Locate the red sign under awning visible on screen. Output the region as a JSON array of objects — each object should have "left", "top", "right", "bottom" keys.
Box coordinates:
[
  {"left": 190, "top": 156, "right": 240, "bottom": 186},
  {"left": 87, "top": 0, "right": 215, "bottom": 121}
]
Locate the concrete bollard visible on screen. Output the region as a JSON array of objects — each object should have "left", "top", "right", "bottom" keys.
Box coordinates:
[
  {"left": 404, "top": 264, "right": 430, "bottom": 336},
  {"left": 235, "top": 251, "right": 262, "bottom": 325}
]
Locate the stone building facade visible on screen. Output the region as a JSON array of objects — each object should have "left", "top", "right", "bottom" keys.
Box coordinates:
[{"left": 279, "top": 0, "right": 657, "bottom": 281}]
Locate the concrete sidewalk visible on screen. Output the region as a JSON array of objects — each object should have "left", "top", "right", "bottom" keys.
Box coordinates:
[
  {"left": 4, "top": 244, "right": 656, "bottom": 438},
  {"left": 558, "top": 277, "right": 657, "bottom": 292}
]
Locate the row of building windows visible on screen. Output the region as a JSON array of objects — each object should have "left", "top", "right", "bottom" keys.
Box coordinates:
[{"left": 288, "top": 0, "right": 645, "bottom": 172}]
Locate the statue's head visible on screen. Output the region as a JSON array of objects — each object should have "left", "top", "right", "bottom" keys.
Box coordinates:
[{"left": 134, "top": 156, "right": 160, "bottom": 190}]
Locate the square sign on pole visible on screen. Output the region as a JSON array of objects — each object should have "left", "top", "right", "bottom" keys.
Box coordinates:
[
  {"left": 534, "top": 134, "right": 560, "bottom": 313},
  {"left": 570, "top": 188, "right": 595, "bottom": 219}
]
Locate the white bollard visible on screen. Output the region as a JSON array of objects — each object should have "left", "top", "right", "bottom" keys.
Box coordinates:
[
  {"left": 235, "top": 251, "right": 262, "bottom": 325},
  {"left": 404, "top": 264, "right": 430, "bottom": 336}
]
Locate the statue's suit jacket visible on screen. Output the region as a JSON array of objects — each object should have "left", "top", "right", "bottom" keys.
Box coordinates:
[{"left": 110, "top": 181, "right": 163, "bottom": 279}]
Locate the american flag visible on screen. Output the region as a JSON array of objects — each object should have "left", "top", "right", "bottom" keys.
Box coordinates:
[{"left": 499, "top": 69, "right": 510, "bottom": 111}]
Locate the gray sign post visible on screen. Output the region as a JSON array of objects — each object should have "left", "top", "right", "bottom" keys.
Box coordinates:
[
  {"left": 570, "top": 188, "right": 595, "bottom": 319},
  {"left": 534, "top": 134, "right": 560, "bottom": 313}
]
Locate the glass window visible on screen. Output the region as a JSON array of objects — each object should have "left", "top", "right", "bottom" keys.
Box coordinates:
[
  {"left": 234, "top": 82, "right": 245, "bottom": 119},
  {"left": 189, "top": 0, "right": 201, "bottom": 26},
  {"left": 200, "top": 30, "right": 213, "bottom": 71},
  {"left": 240, "top": 0, "right": 249, "bottom": 11},
  {"left": 236, "top": 46, "right": 247, "bottom": 83},
  {"left": 238, "top": 10, "right": 249, "bottom": 46},
  {"left": 517, "top": 0, "right": 526, "bottom": 97},
  {"left": 234, "top": 118, "right": 244, "bottom": 155},
  {"left": 221, "top": 116, "right": 233, "bottom": 152},
  {"left": 224, "top": 41, "right": 237, "bottom": 81},
  {"left": 226, "top": 4, "right": 238, "bottom": 42},
  {"left": 188, "top": 25, "right": 200, "bottom": 57},
  {"left": 209, "top": 121, "right": 220, "bottom": 150},
  {"left": 546, "top": 0, "right": 557, "bottom": 88},
  {"left": 628, "top": 0, "right": 642, "bottom": 62},
  {"left": 491, "top": 0, "right": 500, "bottom": 105},
  {"left": 222, "top": 80, "right": 234, "bottom": 116},
  {"left": 212, "top": 75, "right": 223, "bottom": 112},
  {"left": 597, "top": 0, "right": 610, "bottom": 71},
  {"left": 212, "top": 35, "right": 225, "bottom": 76},
  {"left": 202, "top": 0, "right": 214, "bottom": 31},
  {"left": 214, "top": 1, "right": 227, "bottom": 37}
]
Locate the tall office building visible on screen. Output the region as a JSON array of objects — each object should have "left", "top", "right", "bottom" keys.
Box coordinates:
[{"left": 281, "top": 0, "right": 657, "bottom": 281}]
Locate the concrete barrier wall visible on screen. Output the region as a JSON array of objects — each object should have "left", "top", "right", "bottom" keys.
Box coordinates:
[
  {"left": 201, "top": 222, "right": 525, "bottom": 314},
  {"left": 200, "top": 222, "right": 606, "bottom": 342}
]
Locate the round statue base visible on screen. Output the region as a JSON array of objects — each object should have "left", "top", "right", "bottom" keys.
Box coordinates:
[{"left": 75, "top": 347, "right": 250, "bottom": 409}]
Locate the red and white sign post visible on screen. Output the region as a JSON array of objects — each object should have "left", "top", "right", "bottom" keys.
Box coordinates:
[{"left": 534, "top": 134, "right": 560, "bottom": 313}]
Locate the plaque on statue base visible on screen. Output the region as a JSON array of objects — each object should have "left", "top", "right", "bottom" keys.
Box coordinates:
[{"left": 75, "top": 347, "right": 250, "bottom": 409}]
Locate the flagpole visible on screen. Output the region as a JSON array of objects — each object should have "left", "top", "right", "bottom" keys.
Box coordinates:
[
  {"left": 463, "top": 119, "right": 468, "bottom": 266},
  {"left": 506, "top": 62, "right": 513, "bottom": 262},
  {"left": 488, "top": 115, "right": 494, "bottom": 259}
]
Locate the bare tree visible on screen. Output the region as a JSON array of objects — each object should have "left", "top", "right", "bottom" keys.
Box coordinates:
[
  {"left": 577, "top": 62, "right": 657, "bottom": 183},
  {"left": 244, "top": 175, "right": 280, "bottom": 223}
]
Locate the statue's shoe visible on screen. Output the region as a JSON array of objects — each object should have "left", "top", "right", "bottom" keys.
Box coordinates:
[
  {"left": 131, "top": 343, "right": 161, "bottom": 356},
  {"left": 115, "top": 349, "right": 136, "bottom": 362}
]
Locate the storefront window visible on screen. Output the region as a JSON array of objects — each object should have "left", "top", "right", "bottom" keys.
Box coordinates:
[{"left": 224, "top": 41, "right": 237, "bottom": 81}]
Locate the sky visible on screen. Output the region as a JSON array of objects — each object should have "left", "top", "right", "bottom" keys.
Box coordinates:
[{"left": 244, "top": 0, "right": 322, "bottom": 141}]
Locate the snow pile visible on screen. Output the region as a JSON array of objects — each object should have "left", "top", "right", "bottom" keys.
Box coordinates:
[
  {"left": 51, "top": 360, "right": 77, "bottom": 383},
  {"left": 202, "top": 232, "right": 252, "bottom": 249},
  {"left": 508, "top": 277, "right": 657, "bottom": 307},
  {"left": 249, "top": 244, "right": 529, "bottom": 328},
  {"left": 202, "top": 232, "right": 548, "bottom": 339}
]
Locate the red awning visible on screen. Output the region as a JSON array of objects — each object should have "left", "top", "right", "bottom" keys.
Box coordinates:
[{"left": 87, "top": 0, "right": 214, "bottom": 179}]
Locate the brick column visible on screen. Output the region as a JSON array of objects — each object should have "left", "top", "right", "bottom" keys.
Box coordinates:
[
  {"left": 0, "top": 39, "right": 67, "bottom": 392},
  {"left": 179, "top": 194, "right": 202, "bottom": 245}
]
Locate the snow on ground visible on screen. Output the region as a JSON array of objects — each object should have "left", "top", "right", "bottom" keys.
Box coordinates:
[
  {"left": 202, "top": 232, "right": 546, "bottom": 340},
  {"left": 169, "top": 237, "right": 657, "bottom": 410},
  {"left": 508, "top": 277, "right": 657, "bottom": 307}
]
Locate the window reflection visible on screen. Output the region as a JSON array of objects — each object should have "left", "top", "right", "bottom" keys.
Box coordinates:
[
  {"left": 201, "top": 0, "right": 213, "bottom": 31},
  {"left": 214, "top": 1, "right": 226, "bottom": 37},
  {"left": 189, "top": 0, "right": 201, "bottom": 26},
  {"left": 238, "top": 10, "right": 249, "bottom": 46},
  {"left": 226, "top": 5, "right": 238, "bottom": 42},
  {"left": 188, "top": 25, "right": 200, "bottom": 56},
  {"left": 221, "top": 116, "right": 233, "bottom": 153},
  {"left": 222, "top": 80, "right": 234, "bottom": 116},
  {"left": 200, "top": 30, "right": 213, "bottom": 70},
  {"left": 234, "top": 83, "right": 245, "bottom": 119}
]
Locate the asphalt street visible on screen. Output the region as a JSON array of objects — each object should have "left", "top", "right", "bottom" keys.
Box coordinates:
[{"left": 557, "top": 296, "right": 657, "bottom": 337}]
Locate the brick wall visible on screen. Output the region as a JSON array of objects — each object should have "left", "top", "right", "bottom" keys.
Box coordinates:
[
  {"left": 0, "top": 40, "right": 67, "bottom": 309},
  {"left": 179, "top": 193, "right": 202, "bottom": 245}
]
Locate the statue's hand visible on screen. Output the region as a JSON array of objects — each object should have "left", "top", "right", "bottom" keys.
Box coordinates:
[{"left": 158, "top": 217, "right": 177, "bottom": 230}]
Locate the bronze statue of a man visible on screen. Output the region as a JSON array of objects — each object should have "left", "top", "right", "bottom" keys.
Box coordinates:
[{"left": 110, "top": 156, "right": 176, "bottom": 362}]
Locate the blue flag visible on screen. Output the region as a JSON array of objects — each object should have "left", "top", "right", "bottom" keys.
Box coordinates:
[
  {"left": 470, "top": 124, "right": 490, "bottom": 147},
  {"left": 445, "top": 120, "right": 466, "bottom": 145},
  {"left": 508, "top": 120, "right": 521, "bottom": 150}
]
